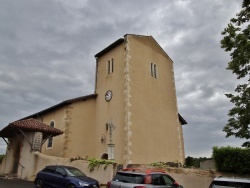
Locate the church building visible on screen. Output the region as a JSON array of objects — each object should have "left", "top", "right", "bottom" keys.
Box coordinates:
[{"left": 0, "top": 34, "right": 187, "bottom": 174}]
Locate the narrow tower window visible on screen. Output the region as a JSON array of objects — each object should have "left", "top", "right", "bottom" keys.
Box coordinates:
[
  {"left": 107, "top": 58, "right": 114, "bottom": 75},
  {"left": 150, "top": 62, "right": 158, "bottom": 78}
]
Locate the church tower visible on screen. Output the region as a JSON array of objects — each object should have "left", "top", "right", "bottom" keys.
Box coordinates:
[{"left": 94, "top": 34, "right": 186, "bottom": 164}]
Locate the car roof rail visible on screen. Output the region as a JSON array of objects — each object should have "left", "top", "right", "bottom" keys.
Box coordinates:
[
  {"left": 122, "top": 168, "right": 143, "bottom": 171},
  {"left": 122, "top": 168, "right": 166, "bottom": 174}
]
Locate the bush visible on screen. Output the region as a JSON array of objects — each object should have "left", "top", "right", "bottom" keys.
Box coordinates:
[{"left": 212, "top": 146, "right": 250, "bottom": 174}]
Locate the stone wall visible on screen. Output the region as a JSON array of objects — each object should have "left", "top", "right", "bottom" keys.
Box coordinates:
[{"left": 200, "top": 159, "right": 215, "bottom": 170}]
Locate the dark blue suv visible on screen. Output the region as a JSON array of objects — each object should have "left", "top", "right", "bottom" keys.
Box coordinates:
[{"left": 34, "top": 165, "right": 99, "bottom": 188}]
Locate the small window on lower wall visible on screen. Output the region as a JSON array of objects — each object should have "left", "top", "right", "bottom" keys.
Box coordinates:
[
  {"left": 101, "top": 153, "right": 108, "bottom": 160},
  {"left": 47, "top": 121, "right": 54, "bottom": 149}
]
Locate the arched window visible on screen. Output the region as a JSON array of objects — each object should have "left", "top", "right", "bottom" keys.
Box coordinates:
[
  {"left": 101, "top": 153, "right": 108, "bottom": 160},
  {"left": 47, "top": 121, "right": 54, "bottom": 148}
]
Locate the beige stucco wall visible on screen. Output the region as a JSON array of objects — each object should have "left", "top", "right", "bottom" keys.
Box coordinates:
[
  {"left": 39, "top": 97, "right": 96, "bottom": 158},
  {"left": 93, "top": 35, "right": 185, "bottom": 164},
  {"left": 0, "top": 35, "right": 185, "bottom": 172},
  {"left": 127, "top": 35, "right": 184, "bottom": 164},
  {"left": 62, "top": 98, "right": 96, "bottom": 158},
  {"left": 40, "top": 106, "right": 67, "bottom": 157},
  {"left": 94, "top": 42, "right": 126, "bottom": 162}
]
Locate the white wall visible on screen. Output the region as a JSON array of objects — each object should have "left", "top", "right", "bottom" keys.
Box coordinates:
[
  {"left": 19, "top": 151, "right": 116, "bottom": 184},
  {"left": 0, "top": 134, "right": 116, "bottom": 184}
]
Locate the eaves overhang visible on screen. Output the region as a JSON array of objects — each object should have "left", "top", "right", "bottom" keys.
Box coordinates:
[
  {"left": 178, "top": 113, "right": 187, "bottom": 125},
  {"left": 95, "top": 38, "right": 124, "bottom": 58}
]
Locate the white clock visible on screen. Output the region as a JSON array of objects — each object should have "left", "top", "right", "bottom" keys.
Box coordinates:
[{"left": 105, "top": 90, "right": 112, "bottom": 101}]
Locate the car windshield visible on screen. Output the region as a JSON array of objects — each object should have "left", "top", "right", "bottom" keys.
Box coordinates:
[
  {"left": 113, "top": 172, "right": 144, "bottom": 184},
  {"left": 65, "top": 167, "right": 86, "bottom": 177}
]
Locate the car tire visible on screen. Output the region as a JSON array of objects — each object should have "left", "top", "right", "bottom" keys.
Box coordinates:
[
  {"left": 34, "top": 178, "right": 43, "bottom": 188},
  {"left": 67, "top": 184, "right": 76, "bottom": 188}
]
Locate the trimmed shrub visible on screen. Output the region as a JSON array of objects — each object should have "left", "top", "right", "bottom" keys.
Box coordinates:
[{"left": 212, "top": 146, "right": 250, "bottom": 174}]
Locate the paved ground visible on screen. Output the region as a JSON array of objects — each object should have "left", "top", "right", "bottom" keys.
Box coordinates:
[{"left": 0, "top": 178, "right": 34, "bottom": 188}]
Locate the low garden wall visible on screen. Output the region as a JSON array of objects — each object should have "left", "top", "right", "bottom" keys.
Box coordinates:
[
  {"left": 1, "top": 153, "right": 249, "bottom": 188},
  {"left": 0, "top": 151, "right": 117, "bottom": 185}
]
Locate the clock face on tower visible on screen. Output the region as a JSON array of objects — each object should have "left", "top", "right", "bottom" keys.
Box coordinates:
[{"left": 105, "top": 90, "right": 112, "bottom": 101}]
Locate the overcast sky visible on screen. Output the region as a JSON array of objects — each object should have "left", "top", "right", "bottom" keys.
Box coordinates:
[{"left": 0, "top": 0, "right": 246, "bottom": 158}]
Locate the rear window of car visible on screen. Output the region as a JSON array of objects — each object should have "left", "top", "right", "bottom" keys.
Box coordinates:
[
  {"left": 42, "top": 166, "right": 56, "bottom": 174},
  {"left": 113, "top": 172, "right": 144, "bottom": 184},
  {"left": 211, "top": 180, "right": 250, "bottom": 188}
]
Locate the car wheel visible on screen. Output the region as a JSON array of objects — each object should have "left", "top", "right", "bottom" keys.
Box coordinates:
[
  {"left": 34, "top": 178, "right": 43, "bottom": 188},
  {"left": 67, "top": 184, "right": 76, "bottom": 188}
]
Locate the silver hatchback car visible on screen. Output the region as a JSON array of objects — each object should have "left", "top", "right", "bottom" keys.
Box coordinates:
[
  {"left": 107, "top": 168, "right": 183, "bottom": 188},
  {"left": 209, "top": 176, "right": 250, "bottom": 188}
]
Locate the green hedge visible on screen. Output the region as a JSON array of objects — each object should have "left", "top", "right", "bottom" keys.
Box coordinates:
[{"left": 212, "top": 146, "right": 250, "bottom": 174}]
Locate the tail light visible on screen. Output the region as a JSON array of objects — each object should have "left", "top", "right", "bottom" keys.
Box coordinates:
[
  {"left": 106, "top": 181, "right": 111, "bottom": 188},
  {"left": 173, "top": 181, "right": 180, "bottom": 187}
]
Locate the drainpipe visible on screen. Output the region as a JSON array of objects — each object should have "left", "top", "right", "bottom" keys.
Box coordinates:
[{"left": 18, "top": 163, "right": 25, "bottom": 179}]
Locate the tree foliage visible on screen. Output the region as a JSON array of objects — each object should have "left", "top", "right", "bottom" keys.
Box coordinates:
[{"left": 221, "top": 0, "right": 250, "bottom": 147}]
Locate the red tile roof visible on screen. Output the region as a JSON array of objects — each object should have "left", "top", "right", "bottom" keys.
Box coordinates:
[{"left": 0, "top": 118, "right": 63, "bottom": 138}]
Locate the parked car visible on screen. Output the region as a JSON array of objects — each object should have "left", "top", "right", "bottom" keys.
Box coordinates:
[
  {"left": 209, "top": 176, "right": 250, "bottom": 188},
  {"left": 34, "top": 165, "right": 99, "bottom": 188},
  {"left": 106, "top": 168, "right": 184, "bottom": 188}
]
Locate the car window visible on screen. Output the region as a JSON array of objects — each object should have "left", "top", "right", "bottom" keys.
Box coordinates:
[
  {"left": 113, "top": 173, "right": 144, "bottom": 184},
  {"left": 152, "top": 174, "right": 165, "bottom": 185},
  {"left": 43, "top": 166, "right": 56, "bottom": 174},
  {"left": 151, "top": 174, "right": 174, "bottom": 186},
  {"left": 162, "top": 175, "right": 174, "bottom": 185},
  {"left": 56, "top": 167, "right": 65, "bottom": 176},
  {"left": 65, "top": 167, "right": 86, "bottom": 177}
]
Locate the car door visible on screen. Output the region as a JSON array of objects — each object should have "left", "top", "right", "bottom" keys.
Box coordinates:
[
  {"left": 50, "top": 167, "right": 69, "bottom": 188},
  {"left": 42, "top": 166, "right": 57, "bottom": 187}
]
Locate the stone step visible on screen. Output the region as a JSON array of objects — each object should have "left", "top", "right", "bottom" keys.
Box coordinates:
[{"left": 0, "top": 173, "right": 18, "bottom": 179}]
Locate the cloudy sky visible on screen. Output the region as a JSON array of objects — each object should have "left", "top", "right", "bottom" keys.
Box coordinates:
[{"left": 0, "top": 0, "right": 246, "bottom": 157}]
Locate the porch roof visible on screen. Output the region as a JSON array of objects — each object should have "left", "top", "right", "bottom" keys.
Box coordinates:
[{"left": 0, "top": 118, "right": 63, "bottom": 138}]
